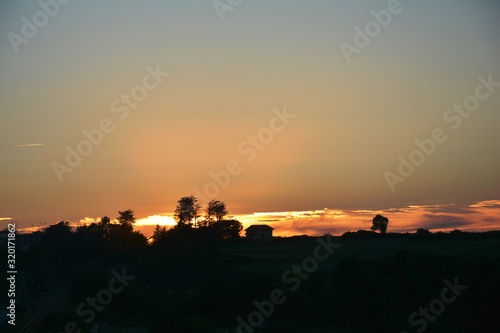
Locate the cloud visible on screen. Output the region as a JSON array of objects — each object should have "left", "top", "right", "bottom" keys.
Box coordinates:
[
  {"left": 79, "top": 217, "right": 98, "bottom": 225},
  {"left": 469, "top": 200, "right": 500, "bottom": 210},
  {"left": 234, "top": 200, "right": 500, "bottom": 236},
  {"left": 481, "top": 216, "right": 500, "bottom": 223},
  {"left": 136, "top": 215, "right": 177, "bottom": 227},
  {"left": 418, "top": 214, "right": 471, "bottom": 230},
  {"left": 14, "top": 143, "right": 45, "bottom": 147},
  {"left": 252, "top": 219, "right": 281, "bottom": 223}
]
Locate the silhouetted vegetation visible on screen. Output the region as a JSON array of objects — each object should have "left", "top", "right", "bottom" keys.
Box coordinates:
[
  {"left": 371, "top": 214, "right": 389, "bottom": 234},
  {"left": 2, "top": 205, "right": 500, "bottom": 333}
]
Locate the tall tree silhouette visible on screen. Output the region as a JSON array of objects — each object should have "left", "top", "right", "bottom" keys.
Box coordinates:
[
  {"left": 205, "top": 200, "right": 228, "bottom": 223},
  {"left": 117, "top": 209, "right": 136, "bottom": 231},
  {"left": 203, "top": 200, "right": 242, "bottom": 240},
  {"left": 174, "top": 196, "right": 201, "bottom": 227},
  {"left": 98, "top": 215, "right": 111, "bottom": 238},
  {"left": 109, "top": 209, "right": 147, "bottom": 252},
  {"left": 371, "top": 214, "right": 389, "bottom": 234}
]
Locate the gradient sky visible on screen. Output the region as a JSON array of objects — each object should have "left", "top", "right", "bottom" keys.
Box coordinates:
[{"left": 1, "top": 1, "right": 499, "bottom": 235}]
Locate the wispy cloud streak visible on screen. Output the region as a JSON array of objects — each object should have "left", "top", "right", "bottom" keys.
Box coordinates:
[{"left": 14, "top": 143, "right": 45, "bottom": 147}]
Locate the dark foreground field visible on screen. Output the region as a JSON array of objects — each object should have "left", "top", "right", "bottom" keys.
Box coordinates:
[{"left": 2, "top": 230, "right": 500, "bottom": 333}]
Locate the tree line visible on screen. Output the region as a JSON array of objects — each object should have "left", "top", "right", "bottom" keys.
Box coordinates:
[
  {"left": 151, "top": 196, "right": 243, "bottom": 246},
  {"left": 43, "top": 196, "right": 243, "bottom": 253}
]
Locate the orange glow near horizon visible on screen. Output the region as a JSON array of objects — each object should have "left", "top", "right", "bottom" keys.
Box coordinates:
[
  {"left": 13, "top": 200, "right": 500, "bottom": 238},
  {"left": 133, "top": 199, "right": 500, "bottom": 237},
  {"left": 233, "top": 200, "right": 499, "bottom": 237}
]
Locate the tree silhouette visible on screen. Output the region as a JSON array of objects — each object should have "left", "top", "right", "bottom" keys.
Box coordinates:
[
  {"left": 75, "top": 210, "right": 146, "bottom": 254},
  {"left": 174, "top": 196, "right": 201, "bottom": 227},
  {"left": 371, "top": 214, "right": 389, "bottom": 234},
  {"left": 108, "top": 210, "right": 147, "bottom": 253},
  {"left": 151, "top": 224, "right": 167, "bottom": 245},
  {"left": 205, "top": 200, "right": 228, "bottom": 223},
  {"left": 98, "top": 215, "right": 111, "bottom": 238},
  {"left": 416, "top": 228, "right": 431, "bottom": 235},
  {"left": 210, "top": 219, "right": 243, "bottom": 240},
  {"left": 44, "top": 221, "right": 72, "bottom": 237},
  {"left": 117, "top": 209, "right": 136, "bottom": 232},
  {"left": 43, "top": 221, "right": 74, "bottom": 247}
]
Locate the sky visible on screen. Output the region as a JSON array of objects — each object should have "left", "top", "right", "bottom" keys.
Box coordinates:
[{"left": 1, "top": 0, "right": 499, "bottom": 236}]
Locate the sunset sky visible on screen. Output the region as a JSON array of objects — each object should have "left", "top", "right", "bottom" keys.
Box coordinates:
[{"left": 1, "top": 1, "right": 499, "bottom": 236}]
